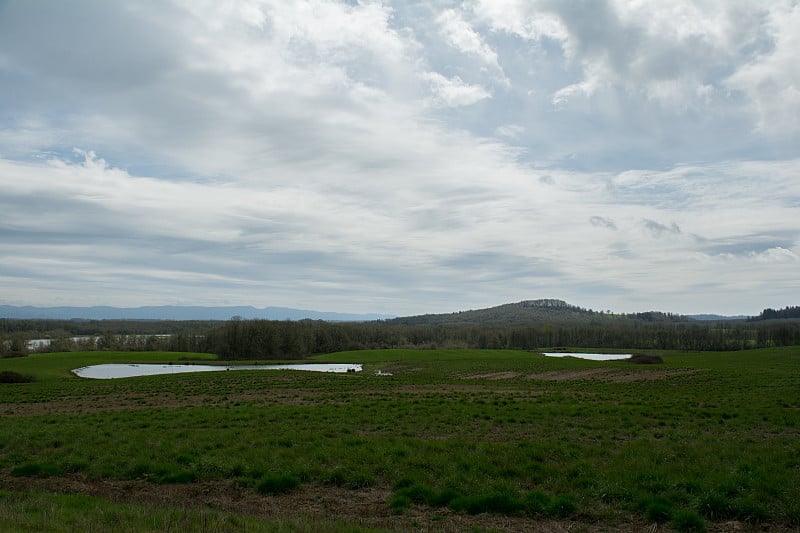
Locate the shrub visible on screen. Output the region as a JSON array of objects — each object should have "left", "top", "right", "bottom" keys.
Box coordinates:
[
  {"left": 627, "top": 354, "right": 664, "bottom": 364},
  {"left": 0, "top": 371, "right": 35, "bottom": 383},
  {"left": 256, "top": 474, "right": 300, "bottom": 495}
]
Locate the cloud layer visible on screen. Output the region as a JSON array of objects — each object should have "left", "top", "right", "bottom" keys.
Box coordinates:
[{"left": 0, "top": 0, "right": 798, "bottom": 315}]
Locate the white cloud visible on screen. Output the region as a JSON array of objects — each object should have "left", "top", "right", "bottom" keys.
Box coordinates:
[
  {"left": 0, "top": 0, "right": 797, "bottom": 315},
  {"left": 422, "top": 71, "right": 491, "bottom": 107},
  {"left": 751, "top": 247, "right": 798, "bottom": 263},
  {"left": 473, "top": 0, "right": 568, "bottom": 42},
  {"left": 473, "top": 0, "right": 787, "bottom": 120},
  {"left": 437, "top": 8, "right": 500, "bottom": 68},
  {"left": 725, "top": 1, "right": 800, "bottom": 134},
  {"left": 494, "top": 124, "right": 525, "bottom": 139}
]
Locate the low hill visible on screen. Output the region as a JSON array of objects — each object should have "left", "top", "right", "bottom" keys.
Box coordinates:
[{"left": 385, "top": 299, "right": 690, "bottom": 326}]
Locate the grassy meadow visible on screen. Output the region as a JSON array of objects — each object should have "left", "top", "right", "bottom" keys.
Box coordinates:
[{"left": 1, "top": 347, "right": 798, "bottom": 531}]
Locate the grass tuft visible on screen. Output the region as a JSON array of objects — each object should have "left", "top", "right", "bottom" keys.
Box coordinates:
[
  {"left": 11, "top": 462, "right": 61, "bottom": 477},
  {"left": 255, "top": 474, "right": 300, "bottom": 495},
  {"left": 449, "top": 492, "right": 523, "bottom": 515},
  {"left": 523, "top": 490, "right": 551, "bottom": 516},
  {"left": 671, "top": 509, "right": 706, "bottom": 532},
  {"left": 547, "top": 495, "right": 577, "bottom": 518}
]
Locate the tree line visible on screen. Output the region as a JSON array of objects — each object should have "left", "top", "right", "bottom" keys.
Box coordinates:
[
  {"left": 4, "top": 316, "right": 800, "bottom": 359},
  {"left": 198, "top": 317, "right": 800, "bottom": 359},
  {"left": 751, "top": 306, "right": 800, "bottom": 321}
]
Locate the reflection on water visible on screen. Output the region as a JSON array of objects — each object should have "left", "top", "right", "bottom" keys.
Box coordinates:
[
  {"left": 541, "top": 352, "right": 631, "bottom": 361},
  {"left": 73, "top": 363, "right": 362, "bottom": 379}
]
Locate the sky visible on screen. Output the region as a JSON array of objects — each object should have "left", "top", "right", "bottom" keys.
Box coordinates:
[{"left": 1, "top": 0, "right": 799, "bottom": 317}]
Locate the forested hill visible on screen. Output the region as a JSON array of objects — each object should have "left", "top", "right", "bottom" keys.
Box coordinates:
[
  {"left": 750, "top": 306, "right": 800, "bottom": 321},
  {"left": 384, "top": 299, "right": 690, "bottom": 326}
]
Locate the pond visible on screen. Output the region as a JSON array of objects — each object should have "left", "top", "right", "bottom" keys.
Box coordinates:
[
  {"left": 72, "top": 363, "right": 362, "bottom": 379},
  {"left": 541, "top": 352, "right": 631, "bottom": 361}
]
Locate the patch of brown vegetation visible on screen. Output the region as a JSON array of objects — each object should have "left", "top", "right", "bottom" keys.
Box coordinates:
[
  {"left": 1, "top": 473, "right": 787, "bottom": 532},
  {"left": 526, "top": 368, "right": 700, "bottom": 382},
  {"left": 461, "top": 371, "right": 521, "bottom": 380},
  {"left": 0, "top": 388, "right": 331, "bottom": 417},
  {"left": 527, "top": 368, "right": 616, "bottom": 381}
]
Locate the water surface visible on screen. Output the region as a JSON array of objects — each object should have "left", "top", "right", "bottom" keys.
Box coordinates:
[
  {"left": 541, "top": 352, "right": 631, "bottom": 361},
  {"left": 73, "top": 363, "right": 362, "bottom": 379}
]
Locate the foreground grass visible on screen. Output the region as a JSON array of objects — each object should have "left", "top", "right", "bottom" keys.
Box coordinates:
[
  {"left": 0, "top": 489, "right": 381, "bottom": 533},
  {"left": 1, "top": 347, "right": 799, "bottom": 531}
]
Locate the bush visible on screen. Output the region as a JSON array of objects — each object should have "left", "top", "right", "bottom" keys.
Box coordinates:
[
  {"left": 627, "top": 354, "right": 664, "bottom": 364},
  {"left": 0, "top": 352, "right": 27, "bottom": 359},
  {"left": 0, "top": 371, "right": 35, "bottom": 383},
  {"left": 256, "top": 474, "right": 300, "bottom": 495}
]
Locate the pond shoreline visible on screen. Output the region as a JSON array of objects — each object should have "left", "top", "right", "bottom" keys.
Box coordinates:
[{"left": 72, "top": 363, "right": 363, "bottom": 379}]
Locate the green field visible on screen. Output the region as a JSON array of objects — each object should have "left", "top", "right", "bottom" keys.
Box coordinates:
[{"left": 1, "top": 348, "right": 798, "bottom": 532}]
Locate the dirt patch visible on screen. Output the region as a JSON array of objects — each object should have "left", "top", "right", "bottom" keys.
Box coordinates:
[
  {"left": 527, "top": 368, "right": 616, "bottom": 381},
  {"left": 461, "top": 371, "right": 521, "bottom": 380},
  {"left": 0, "top": 389, "right": 331, "bottom": 417},
  {"left": 526, "top": 368, "right": 700, "bottom": 382}
]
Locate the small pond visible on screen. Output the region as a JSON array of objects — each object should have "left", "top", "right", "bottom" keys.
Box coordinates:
[
  {"left": 73, "top": 363, "right": 362, "bottom": 379},
  {"left": 541, "top": 352, "right": 631, "bottom": 361}
]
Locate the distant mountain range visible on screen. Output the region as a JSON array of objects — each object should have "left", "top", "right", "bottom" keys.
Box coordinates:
[
  {"left": 0, "top": 300, "right": 755, "bottom": 323},
  {"left": 688, "top": 313, "right": 749, "bottom": 321},
  {"left": 0, "top": 305, "right": 393, "bottom": 322}
]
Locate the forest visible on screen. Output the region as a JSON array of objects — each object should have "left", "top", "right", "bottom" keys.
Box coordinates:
[{"left": 4, "top": 313, "right": 800, "bottom": 359}]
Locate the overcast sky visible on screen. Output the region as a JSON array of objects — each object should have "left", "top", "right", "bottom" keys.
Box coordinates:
[{"left": 1, "top": 0, "right": 798, "bottom": 316}]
